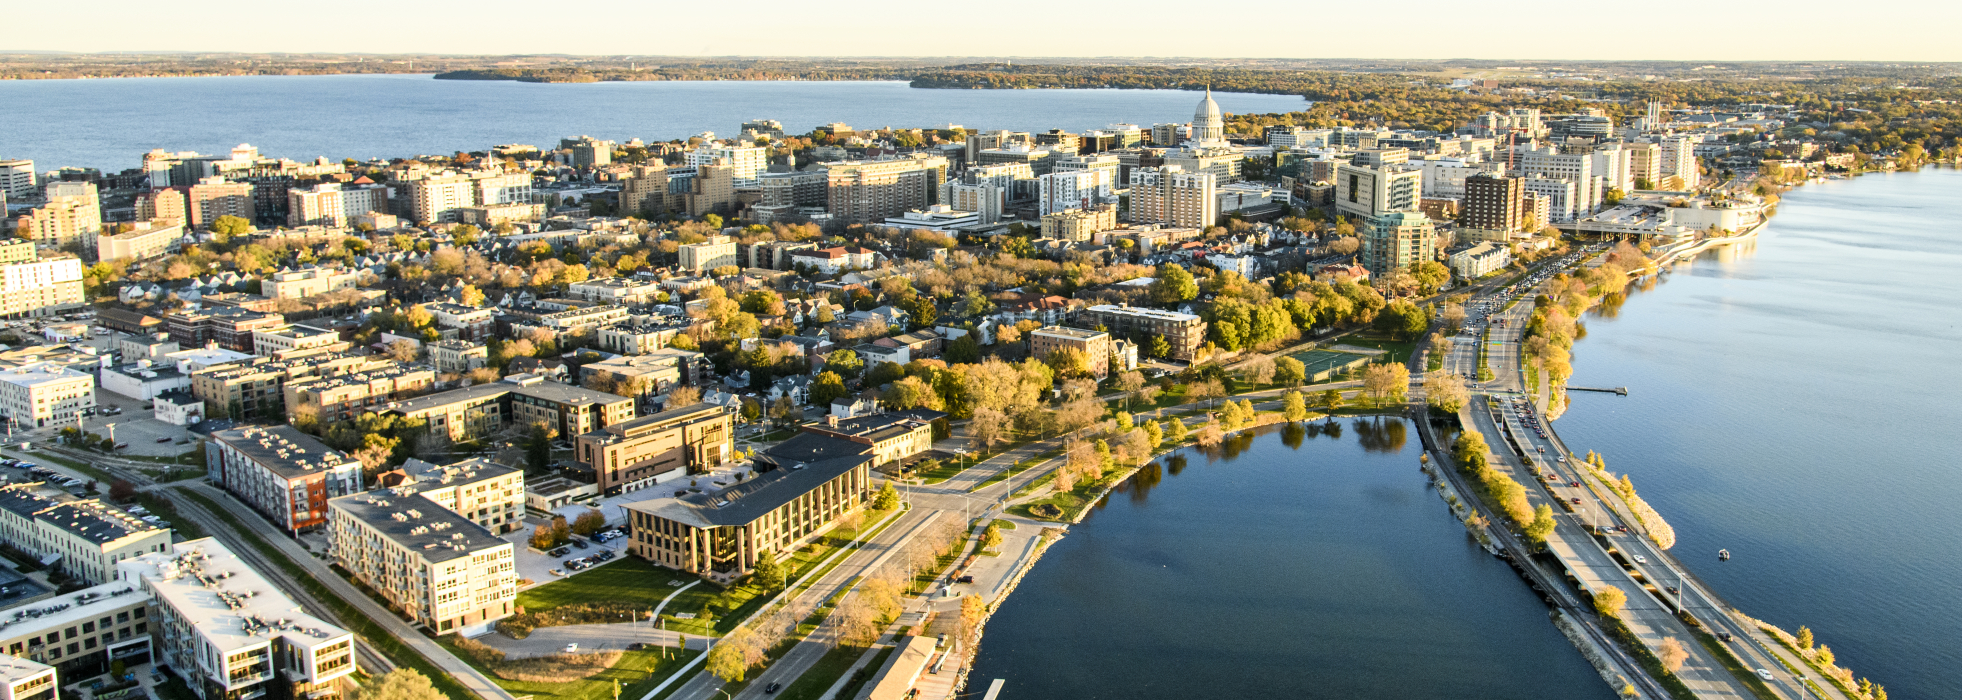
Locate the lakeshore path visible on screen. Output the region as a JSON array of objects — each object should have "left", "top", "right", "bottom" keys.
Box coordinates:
[{"left": 1436, "top": 247, "right": 1807, "bottom": 700}]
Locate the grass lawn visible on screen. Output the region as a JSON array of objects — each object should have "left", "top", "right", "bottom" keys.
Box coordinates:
[
  {"left": 774, "top": 643, "right": 876, "bottom": 700},
  {"left": 1335, "top": 330, "right": 1418, "bottom": 366},
  {"left": 436, "top": 635, "right": 701, "bottom": 700},
  {"left": 915, "top": 457, "right": 977, "bottom": 484},
  {"left": 990, "top": 519, "right": 1016, "bottom": 530},
  {"left": 1009, "top": 469, "right": 1131, "bottom": 522},
  {"left": 516, "top": 557, "right": 693, "bottom": 614},
  {"left": 659, "top": 507, "right": 897, "bottom": 637},
  {"left": 134, "top": 492, "right": 207, "bottom": 541}
]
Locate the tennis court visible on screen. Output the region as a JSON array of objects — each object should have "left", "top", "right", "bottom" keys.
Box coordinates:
[{"left": 1287, "top": 350, "right": 1371, "bottom": 383}]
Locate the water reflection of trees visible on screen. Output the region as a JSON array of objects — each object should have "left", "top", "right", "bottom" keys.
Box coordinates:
[
  {"left": 1120, "top": 460, "right": 1163, "bottom": 504},
  {"left": 1281, "top": 422, "right": 1306, "bottom": 449},
  {"left": 1352, "top": 417, "right": 1407, "bottom": 453},
  {"left": 1166, "top": 454, "right": 1188, "bottom": 476}
]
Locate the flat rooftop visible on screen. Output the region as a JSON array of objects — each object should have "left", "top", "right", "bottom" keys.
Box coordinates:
[
  {"left": 0, "top": 581, "right": 149, "bottom": 640},
  {"left": 1084, "top": 304, "right": 1200, "bottom": 322},
  {"left": 210, "top": 426, "right": 358, "bottom": 479},
  {"left": 329, "top": 492, "right": 509, "bottom": 564},
  {"left": 122, "top": 538, "right": 351, "bottom": 654},
  {"left": 1032, "top": 326, "right": 1107, "bottom": 341}
]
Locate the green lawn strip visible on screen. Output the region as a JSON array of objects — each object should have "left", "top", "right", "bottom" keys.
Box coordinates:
[
  {"left": 1007, "top": 469, "right": 1131, "bottom": 522},
  {"left": 133, "top": 491, "right": 208, "bottom": 541},
  {"left": 991, "top": 519, "right": 1016, "bottom": 530},
  {"left": 436, "top": 635, "right": 698, "bottom": 700},
  {"left": 1688, "top": 627, "right": 1781, "bottom": 700},
  {"left": 176, "top": 491, "right": 475, "bottom": 700},
  {"left": 915, "top": 458, "right": 976, "bottom": 484},
  {"left": 1759, "top": 626, "right": 1862, "bottom": 697},
  {"left": 517, "top": 558, "right": 687, "bottom": 613},
  {"left": 829, "top": 645, "right": 894, "bottom": 700},
  {"left": 773, "top": 643, "right": 875, "bottom": 700},
  {"left": 1010, "top": 468, "right": 1057, "bottom": 499}
]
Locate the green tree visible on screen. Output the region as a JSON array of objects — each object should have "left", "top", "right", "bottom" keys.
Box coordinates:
[
  {"left": 1275, "top": 356, "right": 1306, "bottom": 386},
  {"left": 525, "top": 423, "right": 552, "bottom": 471},
  {"left": 1318, "top": 388, "right": 1344, "bottom": 413},
  {"left": 1412, "top": 261, "right": 1451, "bottom": 293},
  {"left": 1525, "top": 504, "right": 1557, "bottom": 545},
  {"left": 1375, "top": 299, "right": 1429, "bottom": 341},
  {"left": 705, "top": 627, "right": 755, "bottom": 682},
  {"left": 809, "top": 371, "right": 848, "bottom": 407},
  {"left": 872, "top": 481, "right": 901, "bottom": 510},
  {"left": 208, "top": 215, "right": 252, "bottom": 241},
  {"left": 1141, "top": 420, "right": 1163, "bottom": 451},
  {"left": 1164, "top": 417, "right": 1188, "bottom": 444},
  {"left": 740, "top": 399, "right": 763, "bottom": 423},
  {"left": 354, "top": 669, "right": 447, "bottom": 700},
  {"left": 1593, "top": 586, "right": 1627, "bottom": 619},
  {"left": 1283, "top": 391, "right": 1308, "bottom": 422},
  {"left": 1151, "top": 263, "right": 1199, "bottom": 304},
  {"left": 750, "top": 550, "right": 787, "bottom": 593},
  {"left": 945, "top": 334, "right": 981, "bottom": 363},
  {"left": 823, "top": 350, "right": 865, "bottom": 379},
  {"left": 981, "top": 522, "right": 1003, "bottom": 552},
  {"left": 1147, "top": 335, "right": 1171, "bottom": 359}
]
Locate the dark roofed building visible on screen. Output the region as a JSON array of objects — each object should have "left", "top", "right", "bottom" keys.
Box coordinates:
[{"left": 622, "top": 448, "right": 873, "bottom": 583}]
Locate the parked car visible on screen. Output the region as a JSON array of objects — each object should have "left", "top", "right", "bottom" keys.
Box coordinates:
[
  {"left": 549, "top": 569, "right": 567, "bottom": 577},
  {"left": 956, "top": 575, "right": 974, "bottom": 584},
  {"left": 155, "top": 437, "right": 172, "bottom": 443},
  {"left": 571, "top": 539, "right": 588, "bottom": 549},
  {"left": 548, "top": 547, "right": 570, "bottom": 557}
]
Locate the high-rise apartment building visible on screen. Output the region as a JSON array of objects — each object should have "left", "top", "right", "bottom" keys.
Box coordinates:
[
  {"left": 1037, "top": 169, "right": 1113, "bottom": 215},
  {"left": 0, "top": 160, "right": 35, "bottom": 200},
  {"left": 1128, "top": 165, "right": 1217, "bottom": 228},
  {"left": 943, "top": 182, "right": 1007, "bottom": 224},
  {"left": 1520, "top": 176, "right": 1580, "bottom": 223},
  {"left": 185, "top": 177, "right": 255, "bottom": 229},
  {"left": 134, "top": 187, "right": 188, "bottom": 225},
  {"left": 1361, "top": 211, "right": 1437, "bottom": 279},
  {"left": 620, "top": 164, "right": 676, "bottom": 216},
  {"left": 1511, "top": 146, "right": 1599, "bottom": 215},
  {"left": 683, "top": 161, "right": 738, "bottom": 217},
  {"left": 965, "top": 130, "right": 1031, "bottom": 162},
  {"left": 1626, "top": 142, "right": 1663, "bottom": 189},
  {"left": 472, "top": 171, "right": 532, "bottom": 207},
  {"left": 561, "top": 136, "right": 615, "bottom": 168},
  {"left": 206, "top": 426, "right": 362, "bottom": 534},
  {"left": 1658, "top": 135, "right": 1701, "bottom": 189},
  {"left": 1460, "top": 174, "right": 1526, "bottom": 232},
  {"left": 402, "top": 172, "right": 476, "bottom": 224},
  {"left": 286, "top": 182, "right": 388, "bottom": 228},
  {"left": 15, "top": 182, "right": 100, "bottom": 250},
  {"left": 822, "top": 156, "right": 948, "bottom": 224},
  {"left": 689, "top": 143, "right": 770, "bottom": 186},
  {"left": 1334, "top": 163, "right": 1422, "bottom": 220}
]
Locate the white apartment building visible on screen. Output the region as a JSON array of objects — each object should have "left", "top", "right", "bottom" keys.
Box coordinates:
[
  {"left": 568, "top": 277, "right": 665, "bottom": 306},
  {"left": 251, "top": 324, "right": 344, "bottom": 356},
  {"left": 0, "top": 363, "right": 93, "bottom": 430},
  {"left": 1128, "top": 165, "right": 1217, "bottom": 228},
  {"left": 0, "top": 160, "right": 33, "bottom": 200},
  {"left": 1162, "top": 147, "right": 1243, "bottom": 183},
  {"left": 0, "top": 484, "right": 172, "bottom": 585},
  {"left": 1521, "top": 175, "right": 1580, "bottom": 223},
  {"left": 1418, "top": 159, "right": 1495, "bottom": 200},
  {"left": 404, "top": 173, "right": 475, "bottom": 224},
  {"left": 92, "top": 220, "right": 184, "bottom": 263},
  {"left": 428, "top": 340, "right": 488, "bottom": 374},
  {"left": 1450, "top": 242, "right": 1512, "bottom": 279},
  {"left": 0, "top": 258, "right": 86, "bottom": 319},
  {"left": 473, "top": 172, "right": 532, "bottom": 207},
  {"left": 941, "top": 182, "right": 1006, "bottom": 224},
  {"left": 328, "top": 489, "right": 517, "bottom": 636},
  {"left": 1335, "top": 163, "right": 1423, "bottom": 220},
  {"left": 1658, "top": 135, "right": 1701, "bottom": 189},
  {"left": 122, "top": 539, "right": 357, "bottom": 700},
  {"left": 1037, "top": 169, "right": 1113, "bottom": 216},
  {"left": 287, "top": 182, "right": 388, "bottom": 228},
  {"left": 0, "top": 654, "right": 57, "bottom": 700},
  {"left": 1591, "top": 144, "right": 1635, "bottom": 193},
  {"left": 678, "top": 235, "right": 738, "bottom": 274},
  {"left": 387, "top": 458, "right": 525, "bottom": 534},
  {"left": 688, "top": 144, "right": 770, "bottom": 186},
  {"left": 1512, "top": 146, "right": 1599, "bottom": 214},
  {"left": 262, "top": 266, "right": 360, "bottom": 300}
]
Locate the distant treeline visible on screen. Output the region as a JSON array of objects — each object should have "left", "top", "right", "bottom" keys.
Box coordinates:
[{"left": 432, "top": 64, "right": 925, "bottom": 84}]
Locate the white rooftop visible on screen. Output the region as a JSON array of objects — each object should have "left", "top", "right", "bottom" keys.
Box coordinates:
[
  {"left": 121, "top": 538, "right": 351, "bottom": 654},
  {"left": 0, "top": 581, "right": 148, "bottom": 640}
]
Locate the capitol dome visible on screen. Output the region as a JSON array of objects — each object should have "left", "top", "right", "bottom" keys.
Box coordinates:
[{"left": 1191, "top": 87, "right": 1224, "bottom": 143}]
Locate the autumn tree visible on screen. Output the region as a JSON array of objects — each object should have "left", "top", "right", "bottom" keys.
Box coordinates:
[
  {"left": 570, "top": 508, "right": 606, "bottom": 536},
  {"left": 1658, "top": 637, "right": 1689, "bottom": 674},
  {"left": 1275, "top": 357, "right": 1306, "bottom": 386},
  {"left": 1525, "top": 504, "right": 1557, "bottom": 545},
  {"left": 667, "top": 385, "right": 702, "bottom": 407},
  {"left": 1593, "top": 586, "right": 1627, "bottom": 619},
  {"left": 1361, "top": 363, "right": 1410, "bottom": 404},
  {"left": 354, "top": 669, "right": 446, "bottom": 700},
  {"left": 1283, "top": 391, "right": 1309, "bottom": 422},
  {"left": 1424, "top": 371, "right": 1469, "bottom": 414}
]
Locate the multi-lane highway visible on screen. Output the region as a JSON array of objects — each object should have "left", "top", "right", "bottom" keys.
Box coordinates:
[{"left": 1437, "top": 248, "right": 1816, "bottom": 700}]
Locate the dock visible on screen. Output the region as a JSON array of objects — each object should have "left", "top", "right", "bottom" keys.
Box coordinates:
[{"left": 1568, "top": 386, "right": 1628, "bottom": 396}]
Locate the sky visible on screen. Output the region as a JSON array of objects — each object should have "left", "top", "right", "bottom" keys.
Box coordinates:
[{"left": 11, "top": 0, "right": 1962, "bottom": 62}]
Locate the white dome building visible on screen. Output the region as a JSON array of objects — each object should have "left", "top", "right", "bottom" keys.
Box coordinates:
[{"left": 1191, "top": 87, "right": 1225, "bottom": 144}]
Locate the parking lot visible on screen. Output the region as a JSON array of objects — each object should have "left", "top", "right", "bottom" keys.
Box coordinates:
[{"left": 504, "top": 526, "right": 630, "bottom": 588}]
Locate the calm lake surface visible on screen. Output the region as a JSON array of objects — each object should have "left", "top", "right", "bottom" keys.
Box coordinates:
[
  {"left": 969, "top": 420, "right": 1618, "bottom": 699},
  {"left": 0, "top": 76, "right": 1307, "bottom": 172},
  {"left": 1556, "top": 168, "right": 1962, "bottom": 699}
]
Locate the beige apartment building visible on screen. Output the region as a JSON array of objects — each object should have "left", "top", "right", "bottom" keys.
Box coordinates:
[
  {"left": 823, "top": 156, "right": 949, "bottom": 224},
  {"left": 0, "top": 257, "right": 85, "bottom": 319},
  {"left": 1039, "top": 206, "right": 1117, "bottom": 242},
  {"left": 678, "top": 235, "right": 738, "bottom": 274},
  {"left": 0, "top": 484, "right": 172, "bottom": 586},
  {"left": 1128, "top": 165, "right": 1217, "bottom": 228},
  {"left": 93, "top": 220, "right": 185, "bottom": 263},
  {"left": 1077, "top": 304, "right": 1207, "bottom": 362},
  {"left": 328, "top": 492, "right": 516, "bottom": 636},
  {"left": 574, "top": 403, "right": 734, "bottom": 495},
  {"left": 185, "top": 177, "right": 255, "bottom": 230},
  {"left": 14, "top": 182, "right": 100, "bottom": 249},
  {"left": 383, "top": 457, "right": 525, "bottom": 534},
  {"left": 262, "top": 266, "right": 360, "bottom": 299},
  {"left": 285, "top": 364, "right": 436, "bottom": 424},
  {"left": 1029, "top": 326, "right": 1112, "bottom": 379}
]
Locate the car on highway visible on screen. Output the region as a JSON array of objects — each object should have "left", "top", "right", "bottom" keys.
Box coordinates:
[
  {"left": 1571, "top": 497, "right": 1582, "bottom": 504},
  {"left": 1756, "top": 669, "right": 1775, "bottom": 682},
  {"left": 764, "top": 682, "right": 782, "bottom": 694},
  {"left": 565, "top": 643, "right": 579, "bottom": 653},
  {"left": 1633, "top": 554, "right": 1648, "bottom": 564}
]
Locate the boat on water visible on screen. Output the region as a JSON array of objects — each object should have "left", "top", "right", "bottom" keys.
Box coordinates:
[{"left": 1719, "top": 549, "right": 1732, "bottom": 561}]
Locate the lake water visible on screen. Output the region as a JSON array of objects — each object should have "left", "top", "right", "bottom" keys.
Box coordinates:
[
  {"left": 1555, "top": 168, "right": 1962, "bottom": 699},
  {"left": 0, "top": 76, "right": 1307, "bottom": 172},
  {"left": 968, "top": 420, "right": 1618, "bottom": 700}
]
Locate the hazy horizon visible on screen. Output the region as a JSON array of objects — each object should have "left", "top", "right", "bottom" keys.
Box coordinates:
[{"left": 12, "top": 0, "right": 1960, "bottom": 62}]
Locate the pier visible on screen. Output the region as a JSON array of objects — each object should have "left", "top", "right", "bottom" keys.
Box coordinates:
[{"left": 1568, "top": 386, "right": 1629, "bottom": 396}]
